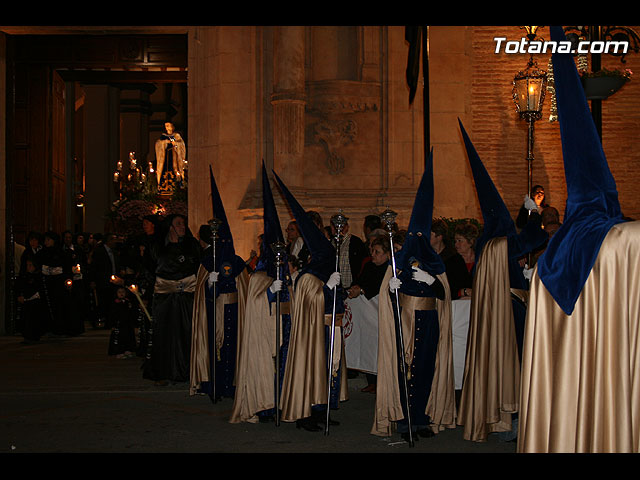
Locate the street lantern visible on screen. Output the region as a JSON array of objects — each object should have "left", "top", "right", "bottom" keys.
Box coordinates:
[
  {"left": 513, "top": 56, "right": 548, "bottom": 122},
  {"left": 512, "top": 37, "right": 548, "bottom": 199}
]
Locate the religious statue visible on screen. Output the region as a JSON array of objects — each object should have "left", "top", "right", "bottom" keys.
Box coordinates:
[{"left": 154, "top": 122, "right": 186, "bottom": 189}]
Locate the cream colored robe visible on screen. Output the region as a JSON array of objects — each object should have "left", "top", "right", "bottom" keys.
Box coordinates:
[
  {"left": 372, "top": 265, "right": 456, "bottom": 436},
  {"left": 230, "top": 271, "right": 291, "bottom": 423},
  {"left": 518, "top": 220, "right": 640, "bottom": 453},
  {"left": 457, "top": 237, "right": 520, "bottom": 442},
  {"left": 280, "top": 273, "right": 348, "bottom": 422},
  {"left": 154, "top": 133, "right": 186, "bottom": 185},
  {"left": 189, "top": 264, "right": 249, "bottom": 396}
]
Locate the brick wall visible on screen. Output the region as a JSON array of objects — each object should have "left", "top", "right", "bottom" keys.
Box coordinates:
[{"left": 467, "top": 26, "right": 640, "bottom": 223}]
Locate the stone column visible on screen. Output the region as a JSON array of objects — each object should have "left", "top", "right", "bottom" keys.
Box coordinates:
[
  {"left": 271, "top": 26, "right": 306, "bottom": 186},
  {"left": 83, "top": 84, "right": 119, "bottom": 234}
]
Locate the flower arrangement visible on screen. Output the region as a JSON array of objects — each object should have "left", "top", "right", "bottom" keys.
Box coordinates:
[
  {"left": 580, "top": 67, "right": 633, "bottom": 80},
  {"left": 107, "top": 159, "right": 188, "bottom": 235}
]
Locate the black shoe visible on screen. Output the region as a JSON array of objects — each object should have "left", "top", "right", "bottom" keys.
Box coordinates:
[
  {"left": 311, "top": 409, "right": 339, "bottom": 426},
  {"left": 259, "top": 414, "right": 275, "bottom": 424},
  {"left": 401, "top": 432, "right": 418, "bottom": 443},
  {"left": 417, "top": 428, "right": 435, "bottom": 439},
  {"left": 296, "top": 418, "right": 321, "bottom": 432}
]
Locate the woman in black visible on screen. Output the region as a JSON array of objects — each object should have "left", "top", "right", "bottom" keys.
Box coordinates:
[
  {"left": 445, "top": 222, "right": 479, "bottom": 300},
  {"left": 143, "top": 214, "right": 201, "bottom": 385},
  {"left": 36, "top": 231, "right": 72, "bottom": 335}
]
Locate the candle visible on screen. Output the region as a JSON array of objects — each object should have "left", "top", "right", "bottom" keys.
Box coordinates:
[{"left": 127, "top": 284, "right": 152, "bottom": 322}]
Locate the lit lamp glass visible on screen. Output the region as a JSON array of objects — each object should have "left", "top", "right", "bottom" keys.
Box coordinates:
[{"left": 513, "top": 65, "right": 547, "bottom": 120}]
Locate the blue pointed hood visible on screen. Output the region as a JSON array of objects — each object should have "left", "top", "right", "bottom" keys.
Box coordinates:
[
  {"left": 458, "top": 119, "right": 516, "bottom": 259},
  {"left": 395, "top": 148, "right": 446, "bottom": 277},
  {"left": 536, "top": 25, "right": 625, "bottom": 315},
  {"left": 208, "top": 165, "right": 239, "bottom": 275},
  {"left": 272, "top": 170, "right": 336, "bottom": 283},
  {"left": 256, "top": 162, "right": 286, "bottom": 279}
]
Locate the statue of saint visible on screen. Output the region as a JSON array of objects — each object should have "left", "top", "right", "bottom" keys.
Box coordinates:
[{"left": 154, "top": 122, "right": 186, "bottom": 188}]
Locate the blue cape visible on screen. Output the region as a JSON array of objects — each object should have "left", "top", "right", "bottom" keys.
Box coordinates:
[{"left": 536, "top": 26, "right": 625, "bottom": 315}]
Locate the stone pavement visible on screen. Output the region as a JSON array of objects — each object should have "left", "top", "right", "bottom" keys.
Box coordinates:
[{"left": 0, "top": 324, "right": 517, "bottom": 454}]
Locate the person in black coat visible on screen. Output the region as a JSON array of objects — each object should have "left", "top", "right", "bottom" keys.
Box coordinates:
[
  {"left": 20, "top": 231, "right": 42, "bottom": 276},
  {"left": 16, "top": 257, "right": 46, "bottom": 343},
  {"left": 89, "top": 233, "right": 123, "bottom": 328},
  {"left": 107, "top": 286, "right": 138, "bottom": 358},
  {"left": 36, "top": 231, "right": 72, "bottom": 335},
  {"left": 515, "top": 185, "right": 549, "bottom": 229}
]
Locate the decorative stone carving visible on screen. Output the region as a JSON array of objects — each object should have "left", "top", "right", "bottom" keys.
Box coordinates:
[
  {"left": 313, "top": 118, "right": 357, "bottom": 175},
  {"left": 306, "top": 80, "right": 379, "bottom": 175}
]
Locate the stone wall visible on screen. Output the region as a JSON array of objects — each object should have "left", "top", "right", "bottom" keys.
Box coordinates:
[{"left": 187, "top": 25, "right": 640, "bottom": 262}]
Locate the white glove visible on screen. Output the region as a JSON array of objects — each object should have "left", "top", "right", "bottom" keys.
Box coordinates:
[
  {"left": 389, "top": 276, "right": 402, "bottom": 292},
  {"left": 412, "top": 265, "right": 435, "bottom": 285},
  {"left": 523, "top": 265, "right": 534, "bottom": 281},
  {"left": 326, "top": 272, "right": 341, "bottom": 290},
  {"left": 524, "top": 195, "right": 538, "bottom": 212},
  {"left": 208, "top": 271, "right": 219, "bottom": 286},
  {"left": 269, "top": 279, "right": 283, "bottom": 294}
]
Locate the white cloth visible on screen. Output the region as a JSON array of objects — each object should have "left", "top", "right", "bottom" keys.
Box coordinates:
[
  {"left": 290, "top": 237, "right": 304, "bottom": 258},
  {"left": 451, "top": 298, "right": 471, "bottom": 390},
  {"left": 343, "top": 294, "right": 379, "bottom": 374}
]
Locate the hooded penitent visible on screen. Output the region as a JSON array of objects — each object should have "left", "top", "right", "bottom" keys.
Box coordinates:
[
  {"left": 372, "top": 147, "right": 455, "bottom": 437},
  {"left": 189, "top": 164, "right": 246, "bottom": 397},
  {"left": 458, "top": 119, "right": 547, "bottom": 290},
  {"left": 229, "top": 163, "right": 294, "bottom": 423},
  {"left": 517, "top": 26, "right": 639, "bottom": 453},
  {"left": 536, "top": 25, "right": 625, "bottom": 315},
  {"left": 456, "top": 119, "right": 547, "bottom": 442}
]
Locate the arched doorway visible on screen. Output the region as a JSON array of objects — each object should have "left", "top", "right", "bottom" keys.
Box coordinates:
[{"left": 2, "top": 29, "right": 188, "bottom": 334}]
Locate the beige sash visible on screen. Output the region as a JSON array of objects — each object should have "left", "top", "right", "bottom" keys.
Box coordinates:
[{"left": 155, "top": 274, "right": 197, "bottom": 294}]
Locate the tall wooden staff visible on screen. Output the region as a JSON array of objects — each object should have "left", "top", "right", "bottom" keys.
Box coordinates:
[
  {"left": 325, "top": 211, "right": 347, "bottom": 436},
  {"left": 380, "top": 208, "right": 414, "bottom": 447},
  {"left": 270, "top": 240, "right": 287, "bottom": 426},
  {"left": 208, "top": 217, "right": 222, "bottom": 404}
]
